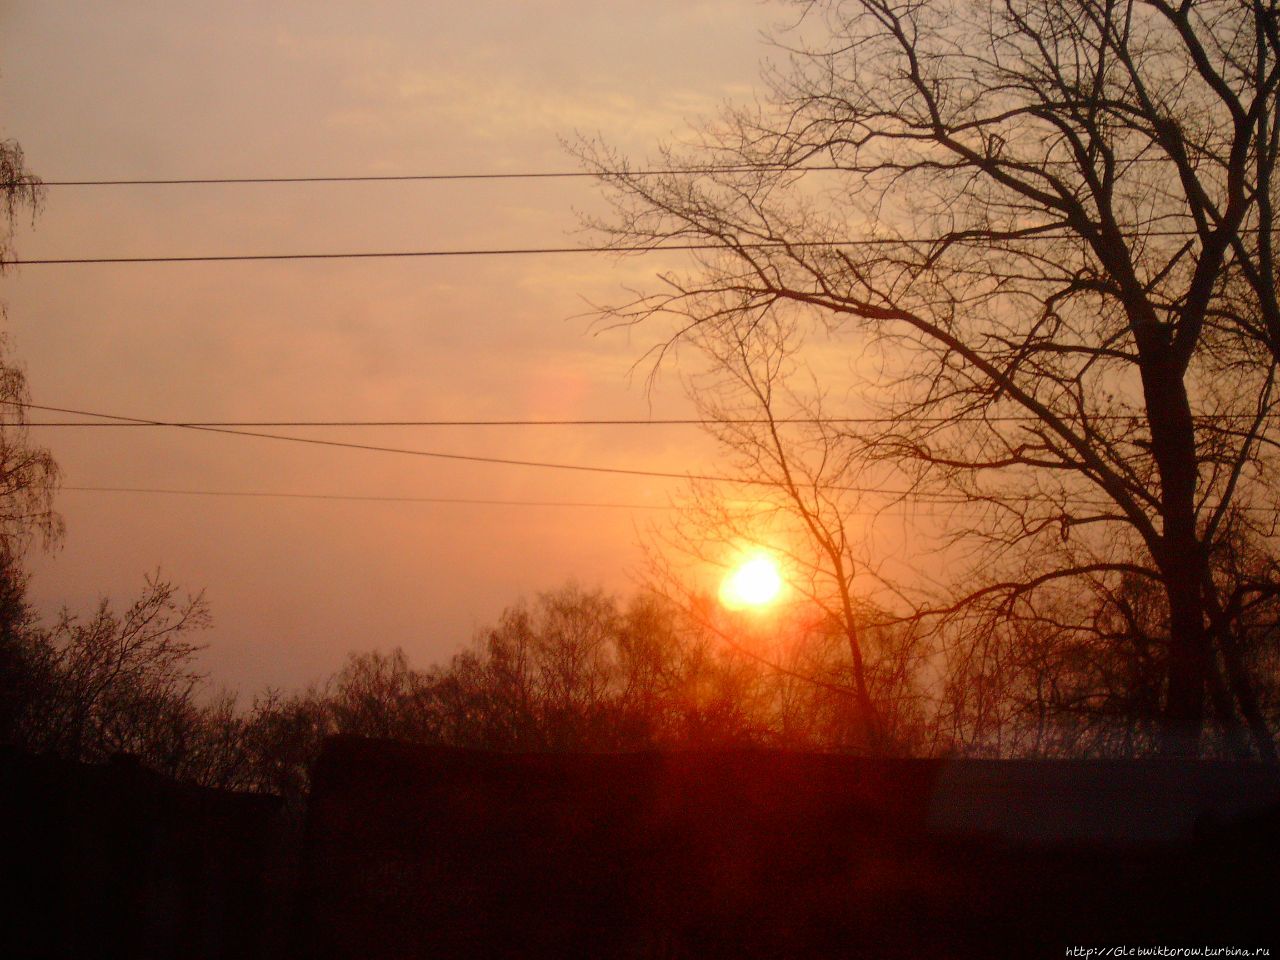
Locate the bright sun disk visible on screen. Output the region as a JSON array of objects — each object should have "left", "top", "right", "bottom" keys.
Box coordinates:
[{"left": 719, "top": 554, "right": 784, "bottom": 609}]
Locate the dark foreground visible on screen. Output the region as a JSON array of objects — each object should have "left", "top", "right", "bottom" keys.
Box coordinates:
[
  {"left": 1, "top": 748, "right": 288, "bottom": 959},
  {"left": 5, "top": 740, "right": 1280, "bottom": 958}
]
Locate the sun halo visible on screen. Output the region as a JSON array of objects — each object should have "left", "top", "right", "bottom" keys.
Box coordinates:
[{"left": 719, "top": 553, "right": 784, "bottom": 610}]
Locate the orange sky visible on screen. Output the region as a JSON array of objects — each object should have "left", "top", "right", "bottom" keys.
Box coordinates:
[{"left": 0, "top": 2, "right": 793, "bottom": 690}]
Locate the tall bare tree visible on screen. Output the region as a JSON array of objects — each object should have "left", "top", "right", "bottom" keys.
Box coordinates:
[
  {"left": 0, "top": 339, "right": 61, "bottom": 562},
  {"left": 1, "top": 138, "right": 42, "bottom": 268},
  {"left": 646, "top": 309, "right": 934, "bottom": 752},
  {"left": 581, "top": 0, "right": 1280, "bottom": 758},
  {"left": 0, "top": 138, "right": 59, "bottom": 562}
]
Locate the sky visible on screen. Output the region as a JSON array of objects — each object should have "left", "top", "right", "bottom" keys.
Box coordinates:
[{"left": 0, "top": 1, "right": 796, "bottom": 692}]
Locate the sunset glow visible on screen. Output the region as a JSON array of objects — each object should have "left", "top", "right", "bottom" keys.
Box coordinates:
[{"left": 719, "top": 554, "right": 784, "bottom": 609}]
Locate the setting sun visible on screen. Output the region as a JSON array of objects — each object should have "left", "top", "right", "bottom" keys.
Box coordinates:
[{"left": 719, "top": 554, "right": 784, "bottom": 610}]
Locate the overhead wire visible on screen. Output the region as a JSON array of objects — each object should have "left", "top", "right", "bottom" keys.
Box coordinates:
[
  {"left": 5, "top": 242, "right": 746, "bottom": 266},
  {"left": 54, "top": 485, "right": 1113, "bottom": 519},
  {"left": 5, "top": 161, "right": 1273, "bottom": 507},
  {"left": 17, "top": 401, "right": 734, "bottom": 484},
  {"left": 18, "top": 400, "right": 979, "bottom": 497},
  {"left": 13, "top": 400, "right": 1271, "bottom": 512},
  {"left": 4, "top": 226, "right": 1251, "bottom": 267},
  {"left": 54, "top": 482, "right": 1280, "bottom": 517},
  {"left": 0, "top": 401, "right": 1067, "bottom": 501},
  {"left": 35, "top": 166, "right": 846, "bottom": 186},
  {"left": 59, "top": 485, "right": 670, "bottom": 510},
  {"left": 29, "top": 155, "right": 1174, "bottom": 187},
  {"left": 21, "top": 410, "right": 1272, "bottom": 427}
]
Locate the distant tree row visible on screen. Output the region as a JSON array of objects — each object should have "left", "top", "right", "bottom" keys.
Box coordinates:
[
  {"left": 3, "top": 562, "right": 1277, "bottom": 816},
  {"left": 0, "top": 575, "right": 926, "bottom": 812}
]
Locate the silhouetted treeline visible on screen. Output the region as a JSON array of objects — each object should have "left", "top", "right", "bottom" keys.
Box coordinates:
[
  {"left": 0, "top": 564, "right": 926, "bottom": 811},
  {"left": 230, "top": 585, "right": 932, "bottom": 812},
  {"left": 3, "top": 557, "right": 1278, "bottom": 816}
]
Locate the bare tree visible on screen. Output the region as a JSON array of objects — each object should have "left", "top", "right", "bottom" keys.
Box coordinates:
[
  {"left": 0, "top": 139, "right": 59, "bottom": 562},
  {"left": 580, "top": 0, "right": 1280, "bottom": 758},
  {"left": 0, "top": 341, "right": 62, "bottom": 561},
  {"left": 1, "top": 138, "right": 42, "bottom": 270},
  {"left": 644, "top": 308, "right": 935, "bottom": 752},
  {"left": 239, "top": 688, "right": 334, "bottom": 815},
  {"left": 326, "top": 649, "right": 438, "bottom": 742},
  {"left": 14, "top": 573, "right": 212, "bottom": 764},
  {"left": 0, "top": 137, "right": 62, "bottom": 745}
]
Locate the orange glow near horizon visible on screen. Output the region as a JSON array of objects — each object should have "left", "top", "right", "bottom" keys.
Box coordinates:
[{"left": 719, "top": 553, "right": 784, "bottom": 610}]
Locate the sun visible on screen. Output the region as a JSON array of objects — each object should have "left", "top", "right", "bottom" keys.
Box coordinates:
[{"left": 719, "top": 553, "right": 784, "bottom": 610}]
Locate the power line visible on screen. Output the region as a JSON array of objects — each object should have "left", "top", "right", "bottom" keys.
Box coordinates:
[
  {"left": 17, "top": 401, "right": 1277, "bottom": 513},
  {"left": 19, "top": 417, "right": 887, "bottom": 427},
  {"left": 36, "top": 166, "right": 847, "bottom": 187},
  {"left": 0, "top": 237, "right": 959, "bottom": 266},
  {"left": 2, "top": 401, "right": 1030, "bottom": 501},
  {"left": 63, "top": 482, "right": 1280, "bottom": 519},
  {"left": 21, "top": 411, "right": 1270, "bottom": 428},
  {"left": 52, "top": 485, "right": 1045, "bottom": 518},
  {"left": 4, "top": 241, "right": 815, "bottom": 266},
  {"left": 4, "top": 227, "right": 1239, "bottom": 267},
  {"left": 20, "top": 401, "right": 726, "bottom": 483},
  {"left": 60, "top": 485, "right": 670, "bottom": 510},
  {"left": 30, "top": 156, "right": 1175, "bottom": 188}
]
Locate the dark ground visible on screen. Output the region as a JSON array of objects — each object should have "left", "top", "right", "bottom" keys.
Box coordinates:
[
  {"left": 4, "top": 740, "right": 1278, "bottom": 958},
  {"left": 0, "top": 747, "right": 288, "bottom": 960},
  {"left": 299, "top": 739, "right": 1280, "bottom": 959}
]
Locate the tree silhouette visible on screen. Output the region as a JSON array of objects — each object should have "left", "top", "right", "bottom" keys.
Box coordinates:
[
  {"left": 0, "top": 138, "right": 60, "bottom": 561},
  {"left": 0, "top": 138, "right": 42, "bottom": 269},
  {"left": 580, "top": 0, "right": 1280, "bottom": 758},
  {"left": 0, "top": 138, "right": 63, "bottom": 749}
]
